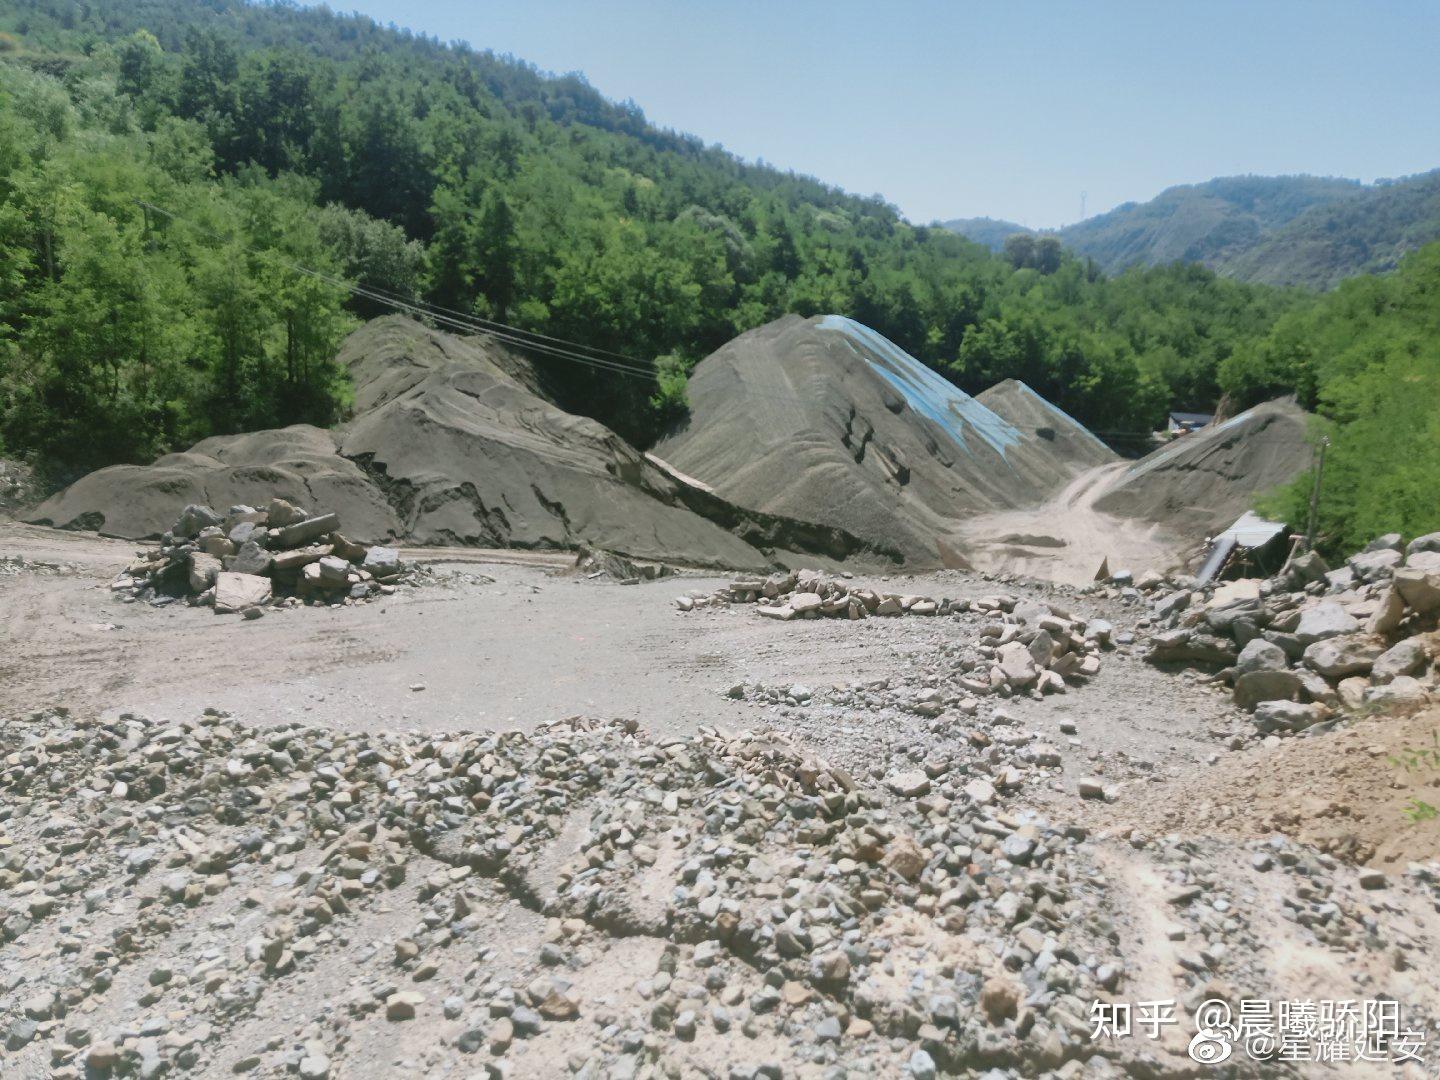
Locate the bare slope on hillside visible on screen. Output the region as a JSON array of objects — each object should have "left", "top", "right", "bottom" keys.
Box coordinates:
[
  {"left": 1094, "top": 397, "right": 1313, "bottom": 536},
  {"left": 28, "top": 318, "right": 890, "bottom": 571},
  {"left": 653, "top": 315, "right": 1098, "bottom": 567}
]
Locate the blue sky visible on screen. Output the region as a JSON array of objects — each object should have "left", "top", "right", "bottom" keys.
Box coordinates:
[{"left": 304, "top": 0, "right": 1440, "bottom": 229}]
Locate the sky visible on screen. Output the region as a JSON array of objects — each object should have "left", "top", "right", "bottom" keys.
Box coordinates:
[{"left": 301, "top": 0, "right": 1440, "bottom": 229}]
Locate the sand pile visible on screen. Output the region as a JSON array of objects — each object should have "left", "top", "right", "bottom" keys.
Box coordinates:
[
  {"left": 29, "top": 318, "right": 891, "bottom": 571},
  {"left": 331, "top": 318, "right": 774, "bottom": 568},
  {"left": 975, "top": 379, "right": 1118, "bottom": 472},
  {"left": 1094, "top": 397, "right": 1312, "bottom": 536},
  {"left": 653, "top": 315, "right": 1100, "bottom": 566},
  {"left": 28, "top": 426, "right": 401, "bottom": 542}
]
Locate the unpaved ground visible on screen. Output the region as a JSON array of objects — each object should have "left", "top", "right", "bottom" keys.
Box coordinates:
[
  {"left": 3, "top": 522, "right": 1439, "bottom": 1079},
  {"left": 954, "top": 463, "right": 1180, "bottom": 585}
]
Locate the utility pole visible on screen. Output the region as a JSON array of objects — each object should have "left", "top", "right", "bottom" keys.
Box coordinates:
[
  {"left": 1080, "top": 191, "right": 1087, "bottom": 220},
  {"left": 1303, "top": 436, "right": 1330, "bottom": 552}
]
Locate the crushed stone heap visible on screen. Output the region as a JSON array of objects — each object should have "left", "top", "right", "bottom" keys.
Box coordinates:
[
  {"left": 110, "top": 496, "right": 411, "bottom": 615},
  {"left": 4, "top": 699, "right": 1435, "bottom": 1078},
  {"left": 1093, "top": 397, "right": 1313, "bottom": 536},
  {"left": 1140, "top": 530, "right": 1440, "bottom": 732},
  {"left": 331, "top": 317, "right": 775, "bottom": 568},
  {"left": 653, "top": 315, "right": 1111, "bottom": 568}
]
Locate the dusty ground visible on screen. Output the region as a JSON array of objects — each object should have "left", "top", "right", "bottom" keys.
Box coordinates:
[
  {"left": 3, "top": 522, "right": 1439, "bottom": 1078},
  {"left": 953, "top": 463, "right": 1181, "bottom": 585}
]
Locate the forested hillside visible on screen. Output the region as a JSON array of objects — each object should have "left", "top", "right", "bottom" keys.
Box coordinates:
[
  {"left": 1219, "top": 170, "right": 1440, "bottom": 288},
  {"left": 1226, "top": 243, "right": 1440, "bottom": 553},
  {"left": 933, "top": 216, "right": 1031, "bottom": 253},
  {"left": 945, "top": 172, "right": 1440, "bottom": 289},
  {"left": 0, "top": 0, "right": 1437, "bottom": 554},
  {"left": 0, "top": 0, "right": 1302, "bottom": 472},
  {"left": 1054, "top": 175, "right": 1366, "bottom": 279}
]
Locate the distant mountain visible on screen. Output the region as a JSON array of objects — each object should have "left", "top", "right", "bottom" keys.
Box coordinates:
[
  {"left": 1216, "top": 170, "right": 1440, "bottom": 288},
  {"left": 940, "top": 171, "right": 1440, "bottom": 289},
  {"left": 1054, "top": 175, "right": 1365, "bottom": 278},
  {"left": 936, "top": 216, "right": 1033, "bottom": 252}
]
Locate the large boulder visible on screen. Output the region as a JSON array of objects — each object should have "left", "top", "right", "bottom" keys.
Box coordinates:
[
  {"left": 1363, "top": 676, "right": 1430, "bottom": 713},
  {"left": 1253, "top": 700, "right": 1327, "bottom": 733},
  {"left": 1371, "top": 639, "right": 1428, "bottom": 684},
  {"left": 187, "top": 552, "right": 221, "bottom": 593},
  {"left": 230, "top": 540, "right": 273, "bottom": 577},
  {"left": 1234, "top": 670, "right": 1305, "bottom": 710},
  {"left": 1348, "top": 548, "right": 1401, "bottom": 582},
  {"left": 1235, "top": 638, "right": 1288, "bottom": 676},
  {"left": 1147, "top": 629, "right": 1236, "bottom": 666},
  {"left": 1294, "top": 602, "right": 1359, "bottom": 646},
  {"left": 1363, "top": 533, "right": 1404, "bottom": 553},
  {"left": 1405, "top": 532, "right": 1440, "bottom": 557},
  {"left": 361, "top": 546, "right": 401, "bottom": 577},
  {"left": 1302, "top": 637, "right": 1381, "bottom": 679},
  {"left": 214, "top": 572, "right": 272, "bottom": 614},
  {"left": 1394, "top": 563, "right": 1440, "bottom": 614},
  {"left": 1367, "top": 587, "right": 1407, "bottom": 635}
]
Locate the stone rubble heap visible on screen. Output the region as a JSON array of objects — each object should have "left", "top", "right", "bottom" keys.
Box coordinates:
[
  {"left": 1143, "top": 532, "right": 1440, "bottom": 735},
  {"left": 572, "top": 546, "right": 676, "bottom": 585},
  {"left": 109, "top": 498, "right": 410, "bottom": 616},
  {"left": 682, "top": 571, "right": 1113, "bottom": 699}
]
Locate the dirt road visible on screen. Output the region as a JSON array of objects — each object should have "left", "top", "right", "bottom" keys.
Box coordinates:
[
  {"left": 0, "top": 523, "right": 1226, "bottom": 777},
  {"left": 954, "top": 461, "right": 1180, "bottom": 584}
]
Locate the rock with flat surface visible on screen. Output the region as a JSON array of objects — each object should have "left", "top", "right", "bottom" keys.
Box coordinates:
[
  {"left": 214, "top": 572, "right": 271, "bottom": 613},
  {"left": 1394, "top": 564, "right": 1440, "bottom": 613},
  {"left": 1294, "top": 602, "right": 1360, "bottom": 646},
  {"left": 274, "top": 513, "right": 340, "bottom": 550},
  {"left": 887, "top": 771, "right": 931, "bottom": 798},
  {"left": 1371, "top": 639, "right": 1427, "bottom": 684},
  {"left": 1303, "top": 637, "right": 1380, "bottom": 678},
  {"left": 1234, "top": 669, "right": 1304, "bottom": 710},
  {"left": 188, "top": 552, "right": 221, "bottom": 593}
]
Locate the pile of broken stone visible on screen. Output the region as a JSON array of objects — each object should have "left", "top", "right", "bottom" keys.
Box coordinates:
[
  {"left": 682, "top": 571, "right": 1111, "bottom": 698},
  {"left": 0, "top": 706, "right": 1154, "bottom": 1078},
  {"left": 109, "top": 498, "right": 407, "bottom": 616},
  {"left": 679, "top": 569, "right": 949, "bottom": 619},
  {"left": 6, "top": 702, "right": 1431, "bottom": 1078},
  {"left": 1144, "top": 531, "right": 1440, "bottom": 735}
]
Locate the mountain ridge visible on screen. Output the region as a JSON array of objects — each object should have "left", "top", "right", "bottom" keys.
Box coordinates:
[{"left": 940, "top": 170, "right": 1440, "bottom": 288}]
